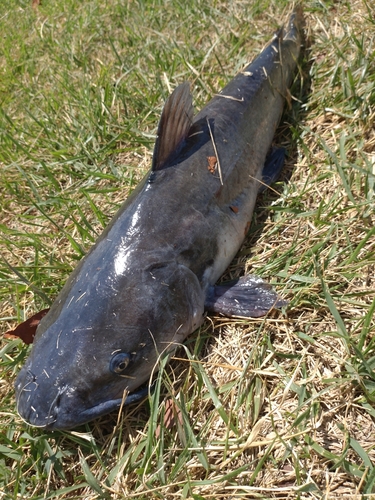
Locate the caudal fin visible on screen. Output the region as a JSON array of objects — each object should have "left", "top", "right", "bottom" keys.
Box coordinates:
[{"left": 284, "top": 5, "right": 304, "bottom": 43}]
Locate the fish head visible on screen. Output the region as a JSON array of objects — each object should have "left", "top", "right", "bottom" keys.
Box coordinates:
[{"left": 15, "top": 261, "right": 204, "bottom": 430}]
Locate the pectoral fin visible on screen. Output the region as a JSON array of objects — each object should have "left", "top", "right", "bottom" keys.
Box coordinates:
[{"left": 205, "top": 275, "right": 287, "bottom": 318}]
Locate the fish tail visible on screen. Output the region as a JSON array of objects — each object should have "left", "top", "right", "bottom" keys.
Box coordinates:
[{"left": 283, "top": 5, "right": 304, "bottom": 42}]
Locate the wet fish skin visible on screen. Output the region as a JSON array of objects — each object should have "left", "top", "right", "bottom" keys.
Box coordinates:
[{"left": 15, "top": 8, "right": 303, "bottom": 430}]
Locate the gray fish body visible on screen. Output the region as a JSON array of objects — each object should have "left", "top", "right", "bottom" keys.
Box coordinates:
[{"left": 15, "top": 10, "right": 302, "bottom": 430}]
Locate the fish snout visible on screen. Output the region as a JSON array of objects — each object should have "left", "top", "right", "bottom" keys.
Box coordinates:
[{"left": 15, "top": 368, "right": 68, "bottom": 429}]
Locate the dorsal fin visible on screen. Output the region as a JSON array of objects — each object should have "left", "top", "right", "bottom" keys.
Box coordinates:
[{"left": 152, "top": 82, "right": 193, "bottom": 171}]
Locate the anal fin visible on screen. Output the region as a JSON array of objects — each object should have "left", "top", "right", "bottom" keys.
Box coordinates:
[{"left": 259, "top": 147, "right": 285, "bottom": 193}]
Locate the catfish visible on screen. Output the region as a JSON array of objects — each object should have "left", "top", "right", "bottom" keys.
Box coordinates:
[{"left": 15, "top": 8, "right": 303, "bottom": 430}]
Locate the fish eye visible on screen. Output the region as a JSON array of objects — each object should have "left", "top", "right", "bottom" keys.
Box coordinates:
[{"left": 110, "top": 352, "right": 131, "bottom": 374}]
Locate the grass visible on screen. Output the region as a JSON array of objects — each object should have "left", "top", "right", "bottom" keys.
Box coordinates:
[{"left": 1, "top": 0, "right": 375, "bottom": 498}]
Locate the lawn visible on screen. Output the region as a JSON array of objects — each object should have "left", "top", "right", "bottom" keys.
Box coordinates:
[{"left": 1, "top": 0, "right": 375, "bottom": 498}]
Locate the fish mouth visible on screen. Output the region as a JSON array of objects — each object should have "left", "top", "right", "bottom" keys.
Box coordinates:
[
  {"left": 73, "top": 385, "right": 151, "bottom": 429},
  {"left": 16, "top": 374, "right": 150, "bottom": 431}
]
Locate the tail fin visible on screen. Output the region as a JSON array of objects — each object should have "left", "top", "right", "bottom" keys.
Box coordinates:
[{"left": 284, "top": 5, "right": 304, "bottom": 43}]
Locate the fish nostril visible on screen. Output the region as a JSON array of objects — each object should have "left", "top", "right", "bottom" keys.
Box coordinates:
[
  {"left": 44, "top": 386, "right": 67, "bottom": 426},
  {"left": 16, "top": 369, "right": 38, "bottom": 395},
  {"left": 26, "top": 369, "right": 37, "bottom": 382},
  {"left": 54, "top": 389, "right": 63, "bottom": 407}
]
